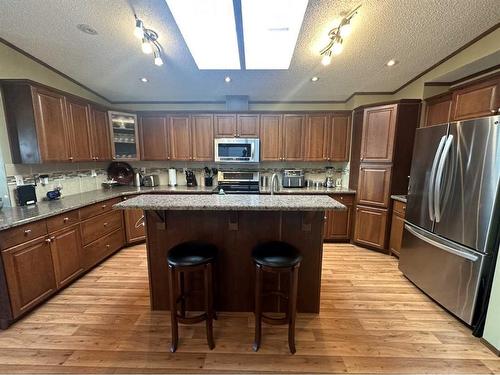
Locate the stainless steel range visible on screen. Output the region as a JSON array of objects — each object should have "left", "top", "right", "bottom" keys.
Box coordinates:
[{"left": 214, "top": 171, "right": 260, "bottom": 194}]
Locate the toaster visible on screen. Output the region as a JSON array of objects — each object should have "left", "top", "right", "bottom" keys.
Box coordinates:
[
  {"left": 282, "top": 169, "right": 305, "bottom": 188},
  {"left": 142, "top": 175, "right": 160, "bottom": 187}
]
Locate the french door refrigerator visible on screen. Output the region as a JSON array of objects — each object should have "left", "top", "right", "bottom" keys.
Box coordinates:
[{"left": 399, "top": 115, "right": 500, "bottom": 329}]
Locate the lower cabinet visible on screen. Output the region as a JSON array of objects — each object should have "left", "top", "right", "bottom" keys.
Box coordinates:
[
  {"left": 324, "top": 194, "right": 354, "bottom": 241},
  {"left": 389, "top": 200, "right": 406, "bottom": 257},
  {"left": 50, "top": 225, "right": 84, "bottom": 288},
  {"left": 122, "top": 196, "right": 146, "bottom": 244},
  {"left": 83, "top": 228, "right": 125, "bottom": 269},
  {"left": 353, "top": 205, "right": 388, "bottom": 250},
  {"left": 1, "top": 236, "right": 57, "bottom": 317}
]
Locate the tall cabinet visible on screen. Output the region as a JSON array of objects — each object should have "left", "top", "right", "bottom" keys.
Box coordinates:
[{"left": 352, "top": 101, "right": 421, "bottom": 251}]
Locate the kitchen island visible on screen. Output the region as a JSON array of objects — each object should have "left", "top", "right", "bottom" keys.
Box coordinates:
[{"left": 115, "top": 194, "right": 344, "bottom": 313}]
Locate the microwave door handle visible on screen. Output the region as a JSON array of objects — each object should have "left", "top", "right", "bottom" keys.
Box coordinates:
[
  {"left": 251, "top": 142, "right": 254, "bottom": 159},
  {"left": 434, "top": 135, "right": 454, "bottom": 223},
  {"left": 428, "top": 136, "right": 447, "bottom": 221}
]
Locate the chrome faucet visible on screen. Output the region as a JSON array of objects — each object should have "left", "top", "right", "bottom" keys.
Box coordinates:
[{"left": 270, "top": 173, "right": 280, "bottom": 195}]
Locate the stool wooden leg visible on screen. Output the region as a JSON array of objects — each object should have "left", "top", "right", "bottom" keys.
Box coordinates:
[
  {"left": 168, "top": 265, "right": 178, "bottom": 353},
  {"left": 288, "top": 265, "right": 299, "bottom": 354},
  {"left": 179, "top": 271, "right": 186, "bottom": 318},
  {"left": 204, "top": 263, "right": 215, "bottom": 350},
  {"left": 253, "top": 264, "right": 263, "bottom": 352}
]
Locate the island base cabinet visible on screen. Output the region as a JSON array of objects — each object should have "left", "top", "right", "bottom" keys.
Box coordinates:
[
  {"left": 1, "top": 237, "right": 57, "bottom": 318},
  {"left": 354, "top": 205, "right": 388, "bottom": 251},
  {"left": 83, "top": 228, "right": 125, "bottom": 269},
  {"left": 50, "top": 225, "right": 84, "bottom": 288},
  {"left": 323, "top": 195, "right": 354, "bottom": 241}
]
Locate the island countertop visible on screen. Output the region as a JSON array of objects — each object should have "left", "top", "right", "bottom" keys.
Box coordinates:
[{"left": 114, "top": 193, "right": 345, "bottom": 211}]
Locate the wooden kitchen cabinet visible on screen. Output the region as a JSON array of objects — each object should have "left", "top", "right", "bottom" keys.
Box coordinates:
[
  {"left": 1, "top": 236, "right": 57, "bottom": 318},
  {"left": 361, "top": 104, "right": 397, "bottom": 163},
  {"left": 389, "top": 200, "right": 406, "bottom": 257},
  {"left": 140, "top": 116, "right": 169, "bottom": 160},
  {"left": 214, "top": 114, "right": 237, "bottom": 137},
  {"left": 66, "top": 98, "right": 93, "bottom": 162},
  {"left": 304, "top": 114, "right": 329, "bottom": 161},
  {"left": 452, "top": 76, "right": 499, "bottom": 120},
  {"left": 237, "top": 114, "right": 260, "bottom": 137},
  {"left": 89, "top": 106, "right": 112, "bottom": 161},
  {"left": 260, "top": 114, "right": 282, "bottom": 161},
  {"left": 357, "top": 164, "right": 392, "bottom": 208},
  {"left": 353, "top": 205, "right": 388, "bottom": 250},
  {"left": 168, "top": 115, "right": 192, "bottom": 160},
  {"left": 349, "top": 109, "right": 364, "bottom": 190},
  {"left": 424, "top": 94, "right": 452, "bottom": 127},
  {"left": 122, "top": 196, "right": 146, "bottom": 244},
  {"left": 49, "top": 225, "right": 84, "bottom": 288},
  {"left": 282, "top": 114, "right": 305, "bottom": 161},
  {"left": 191, "top": 114, "right": 214, "bottom": 161},
  {"left": 323, "top": 194, "right": 354, "bottom": 241},
  {"left": 327, "top": 114, "right": 351, "bottom": 161}
]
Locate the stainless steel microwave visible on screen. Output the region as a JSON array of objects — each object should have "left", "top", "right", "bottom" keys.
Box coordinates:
[{"left": 214, "top": 138, "right": 260, "bottom": 163}]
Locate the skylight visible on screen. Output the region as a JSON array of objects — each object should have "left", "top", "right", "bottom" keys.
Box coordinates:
[
  {"left": 241, "top": 0, "right": 308, "bottom": 69},
  {"left": 165, "top": 0, "right": 240, "bottom": 70}
]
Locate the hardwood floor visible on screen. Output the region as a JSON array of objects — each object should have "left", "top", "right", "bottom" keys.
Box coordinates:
[{"left": 0, "top": 243, "right": 499, "bottom": 373}]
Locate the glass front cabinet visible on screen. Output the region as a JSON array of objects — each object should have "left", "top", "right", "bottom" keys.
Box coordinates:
[{"left": 108, "top": 111, "right": 140, "bottom": 160}]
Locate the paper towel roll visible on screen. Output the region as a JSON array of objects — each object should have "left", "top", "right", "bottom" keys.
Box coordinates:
[{"left": 168, "top": 168, "right": 177, "bottom": 186}]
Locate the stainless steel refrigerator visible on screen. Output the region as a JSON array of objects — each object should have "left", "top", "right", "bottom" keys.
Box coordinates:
[{"left": 399, "top": 115, "right": 500, "bottom": 328}]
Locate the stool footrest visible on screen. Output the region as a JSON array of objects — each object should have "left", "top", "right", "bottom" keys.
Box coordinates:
[
  {"left": 262, "top": 291, "right": 289, "bottom": 300},
  {"left": 262, "top": 314, "right": 288, "bottom": 325},
  {"left": 176, "top": 312, "right": 208, "bottom": 324}
]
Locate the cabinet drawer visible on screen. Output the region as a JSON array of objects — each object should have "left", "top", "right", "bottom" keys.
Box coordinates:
[
  {"left": 330, "top": 194, "right": 354, "bottom": 205},
  {"left": 393, "top": 200, "right": 406, "bottom": 217},
  {"left": 0, "top": 221, "right": 48, "bottom": 250},
  {"left": 79, "top": 198, "right": 121, "bottom": 220},
  {"left": 46, "top": 210, "right": 80, "bottom": 233},
  {"left": 81, "top": 210, "right": 123, "bottom": 245},
  {"left": 83, "top": 228, "right": 124, "bottom": 268}
]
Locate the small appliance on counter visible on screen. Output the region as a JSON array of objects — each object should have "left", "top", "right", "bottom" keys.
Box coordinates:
[
  {"left": 185, "top": 170, "right": 197, "bottom": 187},
  {"left": 142, "top": 175, "right": 160, "bottom": 187},
  {"left": 325, "top": 167, "right": 335, "bottom": 188},
  {"left": 46, "top": 186, "right": 62, "bottom": 201},
  {"left": 16, "top": 184, "right": 37, "bottom": 206},
  {"left": 168, "top": 168, "right": 177, "bottom": 186},
  {"left": 134, "top": 171, "right": 143, "bottom": 187},
  {"left": 282, "top": 169, "right": 305, "bottom": 188}
]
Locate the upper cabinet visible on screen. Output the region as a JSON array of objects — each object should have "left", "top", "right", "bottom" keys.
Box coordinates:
[
  {"left": 282, "top": 114, "right": 305, "bottom": 161},
  {"left": 304, "top": 114, "right": 328, "bottom": 161},
  {"left": 451, "top": 76, "right": 499, "bottom": 120},
  {"left": 237, "top": 114, "right": 259, "bottom": 138},
  {"left": 327, "top": 113, "right": 351, "bottom": 162},
  {"left": 260, "top": 114, "right": 282, "bottom": 161},
  {"left": 1, "top": 82, "right": 112, "bottom": 164},
  {"left": 424, "top": 94, "right": 452, "bottom": 127},
  {"left": 191, "top": 114, "right": 214, "bottom": 161},
  {"left": 214, "top": 114, "right": 237, "bottom": 137},
  {"left": 214, "top": 114, "right": 259, "bottom": 138},
  {"left": 168, "top": 115, "right": 192, "bottom": 160},
  {"left": 139, "top": 116, "right": 169, "bottom": 161},
  {"left": 360, "top": 104, "right": 397, "bottom": 163},
  {"left": 109, "top": 111, "right": 140, "bottom": 161}
]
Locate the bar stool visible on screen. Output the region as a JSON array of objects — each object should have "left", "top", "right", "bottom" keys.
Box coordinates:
[
  {"left": 251, "top": 241, "right": 303, "bottom": 354},
  {"left": 167, "top": 241, "right": 217, "bottom": 353}
]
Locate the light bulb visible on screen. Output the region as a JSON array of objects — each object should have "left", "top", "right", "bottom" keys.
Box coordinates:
[
  {"left": 154, "top": 52, "right": 164, "bottom": 66},
  {"left": 224, "top": 76, "right": 232, "bottom": 83},
  {"left": 134, "top": 19, "right": 144, "bottom": 39},
  {"left": 321, "top": 53, "right": 332, "bottom": 66},
  {"left": 332, "top": 40, "right": 343, "bottom": 55},
  {"left": 339, "top": 22, "right": 352, "bottom": 38},
  {"left": 142, "top": 38, "right": 153, "bottom": 54}
]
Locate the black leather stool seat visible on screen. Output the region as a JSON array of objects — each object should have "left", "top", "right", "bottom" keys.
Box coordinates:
[
  {"left": 252, "top": 241, "right": 303, "bottom": 268},
  {"left": 167, "top": 241, "right": 217, "bottom": 267}
]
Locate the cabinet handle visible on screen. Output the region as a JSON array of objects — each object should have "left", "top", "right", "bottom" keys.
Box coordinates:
[
  {"left": 69, "top": 157, "right": 74, "bottom": 161},
  {"left": 50, "top": 236, "right": 56, "bottom": 241},
  {"left": 106, "top": 244, "right": 110, "bottom": 249},
  {"left": 45, "top": 238, "right": 52, "bottom": 244},
  {"left": 95, "top": 156, "right": 99, "bottom": 160},
  {"left": 24, "top": 229, "right": 32, "bottom": 236},
  {"left": 102, "top": 204, "right": 107, "bottom": 209},
  {"left": 63, "top": 217, "right": 69, "bottom": 223},
  {"left": 104, "top": 222, "right": 108, "bottom": 227}
]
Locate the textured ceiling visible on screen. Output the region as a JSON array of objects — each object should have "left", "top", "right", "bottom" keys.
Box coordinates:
[{"left": 0, "top": 0, "right": 499, "bottom": 102}]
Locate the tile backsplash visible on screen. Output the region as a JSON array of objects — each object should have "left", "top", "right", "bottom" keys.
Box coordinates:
[{"left": 5, "top": 161, "right": 350, "bottom": 206}]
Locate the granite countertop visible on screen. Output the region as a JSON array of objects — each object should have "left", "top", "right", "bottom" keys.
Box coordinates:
[
  {"left": 391, "top": 195, "right": 408, "bottom": 203},
  {"left": 259, "top": 186, "right": 356, "bottom": 195},
  {"left": 115, "top": 194, "right": 346, "bottom": 211}
]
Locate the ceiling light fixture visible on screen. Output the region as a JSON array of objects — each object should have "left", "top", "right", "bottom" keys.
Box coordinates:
[
  {"left": 386, "top": 59, "right": 398, "bottom": 67},
  {"left": 140, "top": 77, "right": 149, "bottom": 82},
  {"left": 320, "top": 5, "right": 360, "bottom": 65},
  {"left": 134, "top": 15, "right": 165, "bottom": 66},
  {"left": 311, "top": 76, "right": 319, "bottom": 82},
  {"left": 224, "top": 76, "right": 232, "bottom": 83}
]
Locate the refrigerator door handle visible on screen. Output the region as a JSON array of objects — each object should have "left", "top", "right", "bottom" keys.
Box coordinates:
[
  {"left": 434, "top": 135, "right": 454, "bottom": 223},
  {"left": 405, "top": 224, "right": 479, "bottom": 261},
  {"left": 428, "top": 135, "right": 447, "bottom": 221}
]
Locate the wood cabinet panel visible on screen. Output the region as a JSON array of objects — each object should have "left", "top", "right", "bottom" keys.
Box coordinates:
[
  {"left": 31, "top": 87, "right": 70, "bottom": 162},
  {"left": 349, "top": 109, "right": 364, "bottom": 190},
  {"left": 361, "top": 104, "right": 397, "bottom": 163},
  {"left": 389, "top": 201, "right": 406, "bottom": 257},
  {"left": 304, "top": 114, "right": 328, "bottom": 161},
  {"left": 357, "top": 164, "right": 392, "bottom": 208},
  {"left": 46, "top": 210, "right": 80, "bottom": 233},
  {"left": 139, "top": 116, "right": 169, "bottom": 160},
  {"left": 328, "top": 114, "right": 351, "bottom": 161},
  {"left": 260, "top": 114, "right": 282, "bottom": 161},
  {"left": 282, "top": 114, "right": 304, "bottom": 161},
  {"left": 237, "top": 114, "right": 259, "bottom": 137},
  {"left": 49, "top": 225, "right": 84, "bottom": 288},
  {"left": 81, "top": 210, "right": 123, "bottom": 246},
  {"left": 0, "top": 221, "right": 48, "bottom": 250},
  {"left": 323, "top": 195, "right": 353, "bottom": 241},
  {"left": 122, "top": 196, "right": 145, "bottom": 244},
  {"left": 215, "top": 114, "right": 237, "bottom": 137},
  {"left": 1, "top": 237, "right": 57, "bottom": 317},
  {"left": 424, "top": 95, "right": 452, "bottom": 127},
  {"left": 89, "top": 107, "right": 112, "bottom": 161},
  {"left": 452, "top": 77, "right": 499, "bottom": 120},
  {"left": 191, "top": 114, "right": 214, "bottom": 161},
  {"left": 79, "top": 198, "right": 120, "bottom": 220},
  {"left": 83, "top": 228, "right": 124, "bottom": 269},
  {"left": 354, "top": 205, "right": 388, "bottom": 250},
  {"left": 168, "top": 116, "right": 191, "bottom": 160},
  {"left": 66, "top": 99, "right": 92, "bottom": 162}
]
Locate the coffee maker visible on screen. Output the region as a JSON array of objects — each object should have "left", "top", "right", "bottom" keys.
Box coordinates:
[{"left": 185, "top": 170, "right": 197, "bottom": 187}]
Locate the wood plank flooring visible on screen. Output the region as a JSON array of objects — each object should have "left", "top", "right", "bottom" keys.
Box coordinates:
[{"left": 0, "top": 243, "right": 499, "bottom": 373}]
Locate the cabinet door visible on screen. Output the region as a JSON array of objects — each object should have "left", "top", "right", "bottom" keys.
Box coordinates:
[
  {"left": 66, "top": 99, "right": 93, "bottom": 162},
  {"left": 389, "top": 211, "right": 405, "bottom": 257},
  {"left": 282, "top": 114, "right": 304, "bottom": 161},
  {"left": 349, "top": 109, "right": 364, "bottom": 190},
  {"left": 191, "top": 114, "right": 214, "bottom": 161},
  {"left": 215, "top": 114, "right": 237, "bottom": 137},
  {"left": 329, "top": 114, "right": 351, "bottom": 161},
  {"left": 452, "top": 77, "right": 499, "bottom": 120},
  {"left": 357, "top": 164, "right": 392, "bottom": 208},
  {"left": 354, "top": 205, "right": 388, "bottom": 250},
  {"left": 424, "top": 95, "right": 452, "bottom": 127},
  {"left": 304, "top": 114, "right": 328, "bottom": 161},
  {"left": 324, "top": 205, "right": 352, "bottom": 240},
  {"left": 168, "top": 116, "right": 192, "bottom": 160},
  {"left": 237, "top": 114, "right": 259, "bottom": 137},
  {"left": 89, "top": 107, "right": 112, "bottom": 161},
  {"left": 124, "top": 208, "right": 146, "bottom": 244},
  {"left": 2, "top": 237, "right": 57, "bottom": 317},
  {"left": 50, "top": 226, "right": 84, "bottom": 288},
  {"left": 31, "top": 87, "right": 70, "bottom": 162},
  {"left": 139, "top": 116, "right": 169, "bottom": 160},
  {"left": 260, "top": 114, "right": 282, "bottom": 161},
  {"left": 361, "top": 104, "right": 397, "bottom": 163}
]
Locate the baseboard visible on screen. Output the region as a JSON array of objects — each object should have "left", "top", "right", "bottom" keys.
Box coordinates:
[{"left": 481, "top": 338, "right": 500, "bottom": 356}]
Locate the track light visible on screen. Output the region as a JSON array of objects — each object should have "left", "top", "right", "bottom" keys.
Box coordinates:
[
  {"left": 154, "top": 51, "right": 164, "bottom": 66},
  {"left": 321, "top": 51, "right": 332, "bottom": 66},
  {"left": 134, "top": 19, "right": 144, "bottom": 39},
  {"left": 134, "top": 15, "right": 165, "bottom": 66},
  {"left": 142, "top": 38, "right": 153, "bottom": 54}
]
